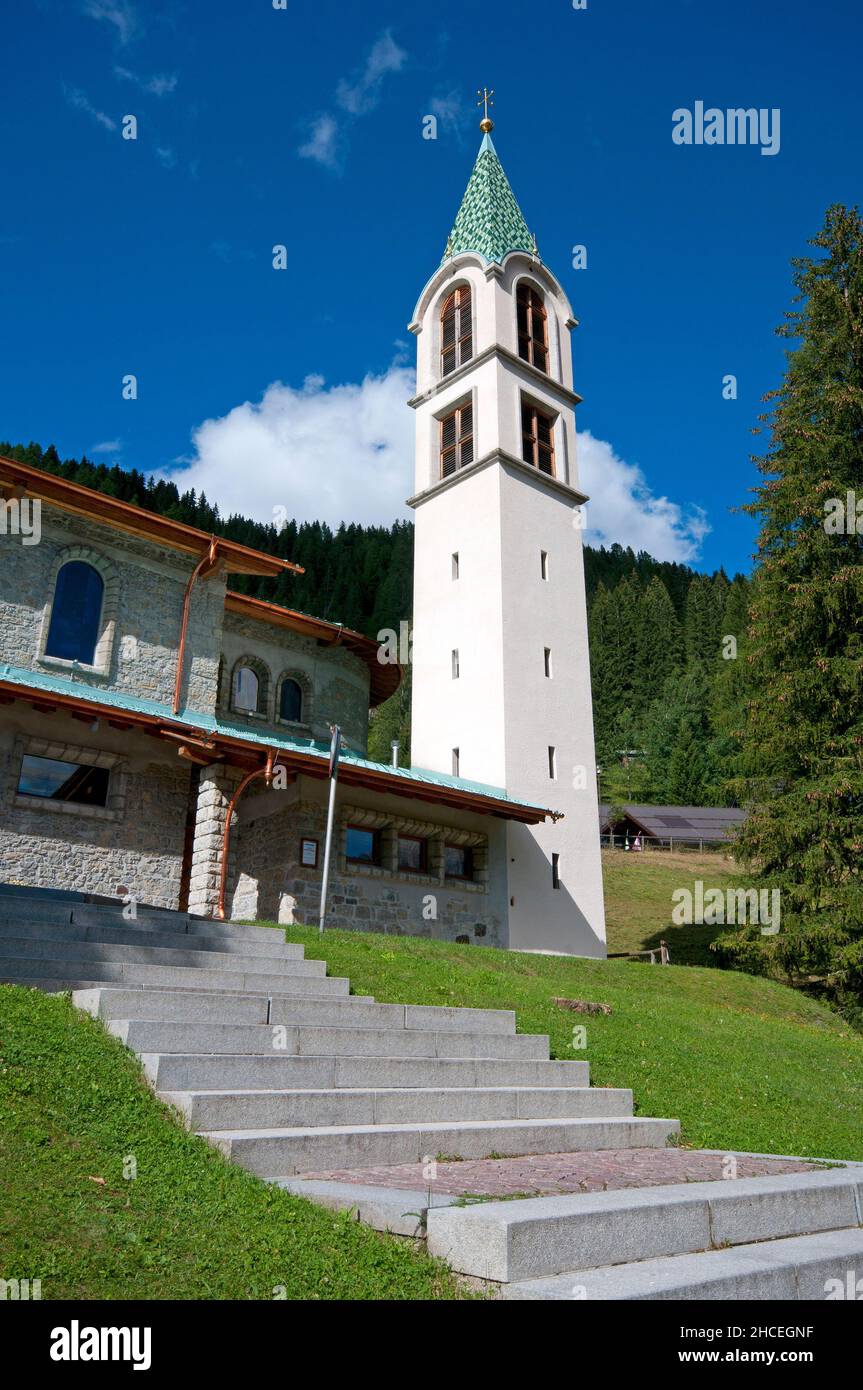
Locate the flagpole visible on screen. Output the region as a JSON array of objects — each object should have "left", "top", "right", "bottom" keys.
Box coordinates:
[{"left": 318, "top": 724, "right": 341, "bottom": 934}]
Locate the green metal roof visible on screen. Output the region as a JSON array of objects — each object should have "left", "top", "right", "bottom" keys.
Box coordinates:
[
  {"left": 442, "top": 133, "right": 536, "bottom": 266},
  {"left": 0, "top": 663, "right": 548, "bottom": 815}
]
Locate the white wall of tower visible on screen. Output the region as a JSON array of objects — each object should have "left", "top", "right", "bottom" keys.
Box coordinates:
[{"left": 408, "top": 244, "right": 606, "bottom": 955}]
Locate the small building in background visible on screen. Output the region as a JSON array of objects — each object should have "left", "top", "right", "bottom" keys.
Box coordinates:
[{"left": 599, "top": 803, "right": 746, "bottom": 851}]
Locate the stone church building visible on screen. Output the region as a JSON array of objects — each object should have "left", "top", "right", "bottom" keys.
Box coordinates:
[{"left": 0, "top": 121, "right": 606, "bottom": 956}]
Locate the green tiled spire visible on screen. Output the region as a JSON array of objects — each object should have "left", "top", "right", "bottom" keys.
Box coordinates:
[{"left": 442, "top": 133, "right": 537, "bottom": 266}]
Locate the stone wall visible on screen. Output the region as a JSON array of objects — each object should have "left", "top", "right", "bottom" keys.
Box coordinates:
[
  {"left": 219, "top": 611, "right": 371, "bottom": 753},
  {"left": 0, "top": 714, "right": 192, "bottom": 909},
  {"left": 0, "top": 506, "right": 224, "bottom": 715},
  {"left": 228, "top": 783, "right": 505, "bottom": 947}
]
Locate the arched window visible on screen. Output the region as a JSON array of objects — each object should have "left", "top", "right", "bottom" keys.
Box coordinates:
[
  {"left": 279, "top": 678, "right": 303, "bottom": 723},
  {"left": 517, "top": 283, "right": 548, "bottom": 373},
  {"left": 232, "top": 665, "right": 260, "bottom": 714},
  {"left": 441, "top": 285, "right": 472, "bottom": 377},
  {"left": 45, "top": 561, "right": 104, "bottom": 664}
]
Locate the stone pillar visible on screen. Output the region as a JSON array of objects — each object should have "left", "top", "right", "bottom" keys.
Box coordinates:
[{"left": 187, "top": 762, "right": 243, "bottom": 918}]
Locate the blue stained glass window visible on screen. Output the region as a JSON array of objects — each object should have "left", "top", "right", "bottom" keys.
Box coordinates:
[
  {"left": 45, "top": 562, "right": 104, "bottom": 664},
  {"left": 279, "top": 678, "right": 302, "bottom": 722}
]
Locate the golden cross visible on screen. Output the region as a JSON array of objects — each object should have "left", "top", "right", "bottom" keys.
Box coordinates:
[{"left": 477, "top": 87, "right": 494, "bottom": 132}]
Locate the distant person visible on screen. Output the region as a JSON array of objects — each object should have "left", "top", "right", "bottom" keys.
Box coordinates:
[{"left": 634, "top": 833, "right": 642, "bottom": 852}]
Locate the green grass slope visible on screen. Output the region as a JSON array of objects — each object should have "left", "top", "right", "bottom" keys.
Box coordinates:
[
  {"left": 285, "top": 926, "right": 863, "bottom": 1162},
  {"left": 3, "top": 918, "right": 862, "bottom": 1301},
  {"left": 0, "top": 985, "right": 466, "bottom": 1301},
  {"left": 602, "top": 847, "right": 741, "bottom": 963}
]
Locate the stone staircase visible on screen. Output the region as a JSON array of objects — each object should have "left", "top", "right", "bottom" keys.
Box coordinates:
[
  {"left": 0, "top": 886, "right": 676, "bottom": 1181},
  {"left": 3, "top": 885, "right": 861, "bottom": 1300}
]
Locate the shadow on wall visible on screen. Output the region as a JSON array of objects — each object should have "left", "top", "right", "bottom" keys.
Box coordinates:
[{"left": 508, "top": 827, "right": 606, "bottom": 959}]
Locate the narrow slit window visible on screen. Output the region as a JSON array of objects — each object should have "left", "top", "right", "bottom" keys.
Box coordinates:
[
  {"left": 440, "top": 402, "right": 474, "bottom": 479},
  {"left": 544, "top": 647, "right": 552, "bottom": 678},
  {"left": 522, "top": 400, "right": 555, "bottom": 476},
  {"left": 452, "top": 649, "right": 460, "bottom": 679},
  {"left": 452, "top": 552, "right": 459, "bottom": 580},
  {"left": 540, "top": 550, "right": 549, "bottom": 580},
  {"left": 440, "top": 285, "right": 473, "bottom": 377},
  {"left": 552, "top": 853, "right": 561, "bottom": 890},
  {"left": 452, "top": 747, "right": 460, "bottom": 776},
  {"left": 548, "top": 746, "right": 557, "bottom": 779}
]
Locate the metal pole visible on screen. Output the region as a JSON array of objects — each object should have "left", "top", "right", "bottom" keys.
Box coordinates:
[{"left": 318, "top": 726, "right": 341, "bottom": 934}]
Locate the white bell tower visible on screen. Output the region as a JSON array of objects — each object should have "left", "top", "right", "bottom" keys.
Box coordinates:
[{"left": 407, "top": 104, "right": 606, "bottom": 956}]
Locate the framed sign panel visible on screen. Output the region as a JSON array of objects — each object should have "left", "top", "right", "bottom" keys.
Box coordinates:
[{"left": 300, "top": 837, "right": 319, "bottom": 869}]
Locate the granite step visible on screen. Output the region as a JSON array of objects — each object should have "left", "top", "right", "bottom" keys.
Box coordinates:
[
  {"left": 0, "top": 920, "right": 303, "bottom": 959},
  {"left": 163, "top": 1084, "right": 635, "bottom": 1131},
  {"left": 1, "top": 957, "right": 352, "bottom": 996},
  {"left": 500, "top": 1227, "right": 863, "bottom": 1301},
  {"left": 206, "top": 1116, "right": 678, "bottom": 1178},
  {"left": 142, "top": 1052, "right": 591, "bottom": 1092},
  {"left": 0, "top": 936, "right": 323, "bottom": 976},
  {"left": 0, "top": 888, "right": 281, "bottom": 943},
  {"left": 73, "top": 986, "right": 513, "bottom": 1033},
  {"left": 72, "top": 987, "right": 376, "bottom": 1024},
  {"left": 109, "top": 1018, "right": 547, "bottom": 1060},
  {"left": 425, "top": 1170, "right": 863, "bottom": 1282}
]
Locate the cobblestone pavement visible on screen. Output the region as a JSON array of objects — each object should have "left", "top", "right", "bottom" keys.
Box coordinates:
[{"left": 300, "top": 1148, "right": 824, "bottom": 1198}]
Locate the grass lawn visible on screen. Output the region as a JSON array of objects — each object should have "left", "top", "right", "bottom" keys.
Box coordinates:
[
  {"left": 283, "top": 926, "right": 863, "bottom": 1163},
  {"left": 3, "top": 869, "right": 862, "bottom": 1300},
  {"left": 601, "top": 847, "right": 741, "bottom": 963},
  {"left": 0, "top": 985, "right": 467, "bottom": 1301}
]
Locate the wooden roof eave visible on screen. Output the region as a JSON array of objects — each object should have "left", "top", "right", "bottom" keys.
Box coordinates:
[
  {"left": 223, "top": 591, "right": 402, "bottom": 707},
  {"left": 0, "top": 680, "right": 548, "bottom": 824},
  {"left": 0, "top": 456, "right": 302, "bottom": 579}
]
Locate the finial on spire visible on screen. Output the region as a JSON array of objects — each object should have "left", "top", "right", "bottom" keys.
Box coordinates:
[{"left": 477, "top": 86, "right": 494, "bottom": 134}]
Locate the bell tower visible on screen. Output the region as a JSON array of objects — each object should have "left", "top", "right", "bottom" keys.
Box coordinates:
[{"left": 407, "top": 103, "right": 606, "bottom": 956}]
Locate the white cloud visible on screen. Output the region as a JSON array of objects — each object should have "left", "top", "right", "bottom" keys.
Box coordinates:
[
  {"left": 64, "top": 86, "right": 117, "bottom": 131},
  {"left": 577, "top": 430, "right": 709, "bottom": 562},
  {"left": 114, "top": 65, "right": 177, "bottom": 96},
  {"left": 336, "top": 31, "right": 406, "bottom": 115},
  {"left": 89, "top": 439, "right": 122, "bottom": 455},
  {"left": 299, "top": 31, "right": 406, "bottom": 171},
  {"left": 166, "top": 370, "right": 708, "bottom": 562},
  {"left": 298, "top": 114, "right": 340, "bottom": 171},
  {"left": 166, "top": 366, "right": 415, "bottom": 528},
  {"left": 427, "top": 89, "right": 472, "bottom": 143},
  {"left": 82, "top": 0, "right": 138, "bottom": 45}
]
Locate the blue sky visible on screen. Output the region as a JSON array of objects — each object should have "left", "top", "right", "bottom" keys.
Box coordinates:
[{"left": 2, "top": 0, "right": 861, "bottom": 574}]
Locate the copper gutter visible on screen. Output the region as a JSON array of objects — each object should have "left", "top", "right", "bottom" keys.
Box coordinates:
[
  {"left": 215, "top": 750, "right": 275, "bottom": 920},
  {"left": 173, "top": 538, "right": 221, "bottom": 715}
]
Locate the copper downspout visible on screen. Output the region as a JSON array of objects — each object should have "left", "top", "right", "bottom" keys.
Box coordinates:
[
  {"left": 173, "top": 537, "right": 220, "bottom": 715},
  {"left": 215, "top": 751, "right": 275, "bottom": 921}
]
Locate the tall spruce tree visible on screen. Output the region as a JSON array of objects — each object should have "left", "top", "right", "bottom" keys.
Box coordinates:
[
  {"left": 720, "top": 205, "right": 863, "bottom": 997},
  {"left": 636, "top": 575, "right": 684, "bottom": 709}
]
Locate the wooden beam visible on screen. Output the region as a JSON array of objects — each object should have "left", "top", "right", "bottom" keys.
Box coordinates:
[{"left": 177, "top": 744, "right": 216, "bottom": 766}]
